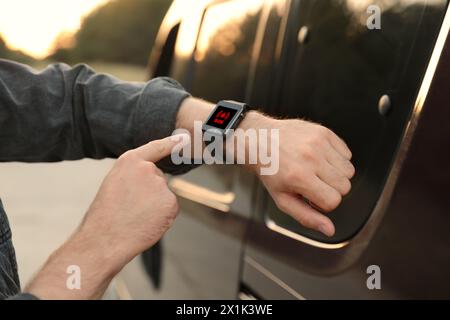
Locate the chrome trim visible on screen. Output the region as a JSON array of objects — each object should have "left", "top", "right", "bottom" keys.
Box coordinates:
[
  {"left": 238, "top": 292, "right": 257, "bottom": 300},
  {"left": 245, "top": 256, "right": 305, "bottom": 300},
  {"left": 266, "top": 219, "right": 349, "bottom": 250},
  {"left": 169, "top": 178, "right": 235, "bottom": 212},
  {"left": 408, "top": 4, "right": 450, "bottom": 122},
  {"left": 264, "top": 4, "right": 450, "bottom": 251},
  {"left": 112, "top": 277, "right": 132, "bottom": 300}
]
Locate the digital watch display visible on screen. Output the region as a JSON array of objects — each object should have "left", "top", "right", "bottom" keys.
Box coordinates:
[{"left": 202, "top": 100, "right": 248, "bottom": 137}]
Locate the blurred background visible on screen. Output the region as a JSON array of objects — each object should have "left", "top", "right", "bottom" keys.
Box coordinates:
[{"left": 0, "top": 0, "right": 171, "bottom": 289}]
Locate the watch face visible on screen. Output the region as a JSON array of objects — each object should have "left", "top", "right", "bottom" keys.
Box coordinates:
[{"left": 205, "top": 106, "right": 238, "bottom": 130}]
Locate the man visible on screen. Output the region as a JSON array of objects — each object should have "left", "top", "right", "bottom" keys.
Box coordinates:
[{"left": 0, "top": 59, "right": 354, "bottom": 299}]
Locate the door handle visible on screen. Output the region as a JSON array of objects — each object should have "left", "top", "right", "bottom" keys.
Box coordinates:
[{"left": 169, "top": 178, "right": 235, "bottom": 213}]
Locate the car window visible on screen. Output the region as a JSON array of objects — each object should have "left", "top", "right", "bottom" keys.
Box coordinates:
[
  {"left": 266, "top": 0, "right": 448, "bottom": 243},
  {"left": 189, "top": 0, "right": 266, "bottom": 102},
  {"left": 248, "top": 0, "right": 290, "bottom": 113}
]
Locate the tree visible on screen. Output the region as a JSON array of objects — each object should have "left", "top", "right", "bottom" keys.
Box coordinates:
[
  {"left": 0, "top": 36, "right": 34, "bottom": 64},
  {"left": 49, "top": 0, "right": 172, "bottom": 66}
]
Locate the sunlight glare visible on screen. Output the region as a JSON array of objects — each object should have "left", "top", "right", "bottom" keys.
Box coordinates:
[{"left": 0, "top": 0, "right": 109, "bottom": 58}]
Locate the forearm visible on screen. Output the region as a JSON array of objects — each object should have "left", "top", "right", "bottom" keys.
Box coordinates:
[
  {"left": 0, "top": 60, "right": 190, "bottom": 163},
  {"left": 25, "top": 229, "right": 125, "bottom": 300},
  {"left": 25, "top": 134, "right": 188, "bottom": 299}
]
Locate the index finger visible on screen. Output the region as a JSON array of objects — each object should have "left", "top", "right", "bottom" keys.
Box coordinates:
[{"left": 134, "top": 133, "right": 191, "bottom": 163}]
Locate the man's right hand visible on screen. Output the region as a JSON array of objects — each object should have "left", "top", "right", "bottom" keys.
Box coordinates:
[
  {"left": 26, "top": 134, "right": 189, "bottom": 300},
  {"left": 81, "top": 133, "right": 190, "bottom": 262}
]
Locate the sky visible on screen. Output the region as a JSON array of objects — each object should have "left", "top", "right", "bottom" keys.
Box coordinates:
[{"left": 0, "top": 0, "right": 109, "bottom": 59}]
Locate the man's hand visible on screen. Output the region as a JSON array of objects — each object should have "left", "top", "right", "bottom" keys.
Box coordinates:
[
  {"left": 26, "top": 134, "right": 189, "bottom": 299},
  {"left": 177, "top": 98, "right": 355, "bottom": 237},
  {"left": 80, "top": 133, "right": 189, "bottom": 260},
  {"left": 243, "top": 115, "right": 355, "bottom": 237}
]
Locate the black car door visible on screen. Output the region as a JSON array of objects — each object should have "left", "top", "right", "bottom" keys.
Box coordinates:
[{"left": 241, "top": 0, "right": 449, "bottom": 299}]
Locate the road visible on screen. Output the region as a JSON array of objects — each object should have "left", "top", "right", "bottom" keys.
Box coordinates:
[{"left": 0, "top": 159, "right": 113, "bottom": 286}]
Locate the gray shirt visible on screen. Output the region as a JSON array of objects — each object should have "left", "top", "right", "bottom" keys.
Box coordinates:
[{"left": 0, "top": 59, "right": 192, "bottom": 299}]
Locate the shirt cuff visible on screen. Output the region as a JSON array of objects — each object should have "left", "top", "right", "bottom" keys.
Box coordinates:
[{"left": 133, "top": 77, "right": 198, "bottom": 175}]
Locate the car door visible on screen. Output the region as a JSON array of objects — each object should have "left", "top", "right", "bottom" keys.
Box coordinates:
[
  {"left": 118, "top": 0, "right": 267, "bottom": 299},
  {"left": 241, "top": 0, "right": 449, "bottom": 299}
]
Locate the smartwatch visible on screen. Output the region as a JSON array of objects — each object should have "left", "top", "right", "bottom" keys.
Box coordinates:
[
  {"left": 202, "top": 100, "right": 249, "bottom": 161},
  {"left": 202, "top": 100, "right": 249, "bottom": 139}
]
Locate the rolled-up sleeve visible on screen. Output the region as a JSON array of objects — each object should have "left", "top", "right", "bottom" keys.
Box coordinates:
[{"left": 0, "top": 59, "right": 192, "bottom": 174}]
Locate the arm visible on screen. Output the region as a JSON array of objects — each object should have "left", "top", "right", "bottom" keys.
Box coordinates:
[
  {"left": 0, "top": 59, "right": 190, "bottom": 173},
  {"left": 24, "top": 135, "right": 188, "bottom": 299},
  {"left": 10, "top": 75, "right": 353, "bottom": 300},
  {"left": 19, "top": 99, "right": 353, "bottom": 300}
]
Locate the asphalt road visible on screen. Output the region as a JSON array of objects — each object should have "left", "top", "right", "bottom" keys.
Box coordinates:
[{"left": 0, "top": 159, "right": 114, "bottom": 286}]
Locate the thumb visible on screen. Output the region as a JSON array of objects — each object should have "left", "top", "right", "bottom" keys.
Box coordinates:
[{"left": 134, "top": 133, "right": 191, "bottom": 163}]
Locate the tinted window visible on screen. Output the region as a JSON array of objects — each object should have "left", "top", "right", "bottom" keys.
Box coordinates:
[
  {"left": 189, "top": 0, "right": 265, "bottom": 102},
  {"left": 266, "top": 0, "right": 448, "bottom": 243},
  {"left": 248, "top": 0, "right": 289, "bottom": 113}
]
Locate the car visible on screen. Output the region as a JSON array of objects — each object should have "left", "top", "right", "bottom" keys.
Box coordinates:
[{"left": 115, "top": 0, "right": 450, "bottom": 299}]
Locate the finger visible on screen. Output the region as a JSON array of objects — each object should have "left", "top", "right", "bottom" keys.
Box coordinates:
[
  {"left": 295, "top": 174, "right": 342, "bottom": 213},
  {"left": 317, "top": 160, "right": 351, "bottom": 196},
  {"left": 327, "top": 130, "right": 352, "bottom": 160},
  {"left": 325, "top": 142, "right": 355, "bottom": 179},
  {"left": 134, "top": 133, "right": 191, "bottom": 163},
  {"left": 276, "top": 193, "right": 335, "bottom": 237}
]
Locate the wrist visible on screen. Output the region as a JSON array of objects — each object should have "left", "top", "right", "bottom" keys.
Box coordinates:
[
  {"left": 176, "top": 97, "right": 214, "bottom": 133},
  {"left": 26, "top": 228, "right": 124, "bottom": 299},
  {"left": 236, "top": 110, "right": 278, "bottom": 174},
  {"left": 70, "top": 226, "right": 127, "bottom": 276},
  {"left": 239, "top": 110, "right": 275, "bottom": 131}
]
